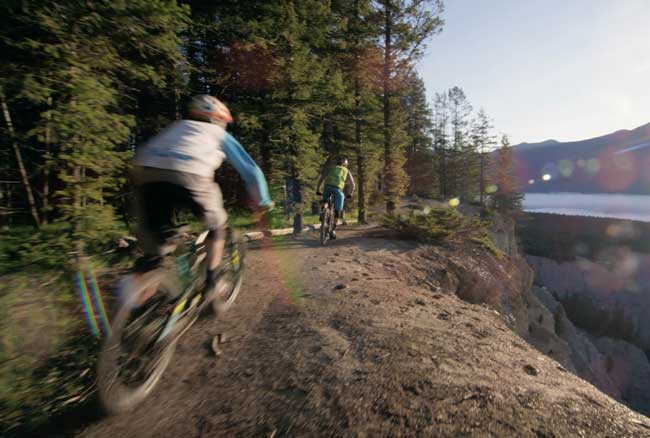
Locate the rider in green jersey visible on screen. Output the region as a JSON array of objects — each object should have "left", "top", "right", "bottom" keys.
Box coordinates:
[{"left": 316, "top": 157, "right": 355, "bottom": 239}]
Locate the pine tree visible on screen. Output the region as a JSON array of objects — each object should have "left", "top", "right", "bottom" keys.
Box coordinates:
[
  {"left": 432, "top": 92, "right": 450, "bottom": 199},
  {"left": 338, "top": 0, "right": 384, "bottom": 223},
  {"left": 0, "top": 0, "right": 188, "bottom": 253},
  {"left": 447, "top": 86, "right": 473, "bottom": 199},
  {"left": 470, "top": 108, "right": 496, "bottom": 206},
  {"left": 271, "top": 1, "right": 346, "bottom": 226},
  {"left": 377, "top": 0, "right": 444, "bottom": 212},
  {"left": 0, "top": 95, "right": 41, "bottom": 227},
  {"left": 491, "top": 134, "right": 523, "bottom": 215},
  {"left": 402, "top": 73, "right": 434, "bottom": 197}
]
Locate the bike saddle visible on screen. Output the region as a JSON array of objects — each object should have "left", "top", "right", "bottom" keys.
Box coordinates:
[
  {"left": 156, "top": 224, "right": 192, "bottom": 256},
  {"left": 159, "top": 224, "right": 191, "bottom": 241}
]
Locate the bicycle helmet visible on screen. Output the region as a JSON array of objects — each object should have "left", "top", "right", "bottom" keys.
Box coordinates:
[
  {"left": 337, "top": 157, "right": 348, "bottom": 167},
  {"left": 188, "top": 95, "right": 233, "bottom": 125}
]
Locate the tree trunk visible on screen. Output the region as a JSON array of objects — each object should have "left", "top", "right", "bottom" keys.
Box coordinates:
[
  {"left": 1, "top": 182, "right": 12, "bottom": 227},
  {"left": 290, "top": 167, "right": 303, "bottom": 235},
  {"left": 355, "top": 78, "right": 367, "bottom": 224},
  {"left": 353, "top": 0, "right": 367, "bottom": 224},
  {"left": 43, "top": 96, "right": 52, "bottom": 224},
  {"left": 81, "top": 167, "right": 87, "bottom": 208},
  {"left": 407, "top": 141, "right": 416, "bottom": 196},
  {"left": 382, "top": 1, "right": 394, "bottom": 213},
  {"left": 440, "top": 147, "right": 447, "bottom": 199},
  {"left": 1, "top": 96, "right": 41, "bottom": 227},
  {"left": 479, "top": 144, "right": 485, "bottom": 207},
  {"left": 261, "top": 120, "right": 272, "bottom": 176},
  {"left": 73, "top": 164, "right": 85, "bottom": 263},
  {"left": 174, "top": 75, "right": 182, "bottom": 120}
]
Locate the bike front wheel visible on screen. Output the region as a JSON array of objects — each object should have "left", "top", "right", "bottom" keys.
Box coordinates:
[{"left": 98, "top": 272, "right": 179, "bottom": 415}]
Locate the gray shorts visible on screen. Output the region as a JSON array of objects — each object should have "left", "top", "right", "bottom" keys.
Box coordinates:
[{"left": 131, "top": 166, "right": 227, "bottom": 256}]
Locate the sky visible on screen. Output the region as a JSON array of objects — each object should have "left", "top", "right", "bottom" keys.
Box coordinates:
[{"left": 417, "top": 0, "right": 650, "bottom": 145}]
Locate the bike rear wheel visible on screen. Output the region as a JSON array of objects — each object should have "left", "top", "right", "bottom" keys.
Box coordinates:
[
  {"left": 211, "top": 229, "right": 246, "bottom": 316},
  {"left": 98, "top": 272, "right": 179, "bottom": 414}
]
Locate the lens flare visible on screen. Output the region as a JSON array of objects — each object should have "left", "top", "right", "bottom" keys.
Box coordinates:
[
  {"left": 89, "top": 267, "right": 111, "bottom": 337},
  {"left": 541, "top": 162, "right": 558, "bottom": 180},
  {"left": 586, "top": 158, "right": 600, "bottom": 175},
  {"left": 558, "top": 159, "right": 574, "bottom": 177},
  {"left": 76, "top": 271, "right": 99, "bottom": 337}
]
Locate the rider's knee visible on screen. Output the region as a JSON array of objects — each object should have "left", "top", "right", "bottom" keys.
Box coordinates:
[{"left": 207, "top": 227, "right": 224, "bottom": 242}]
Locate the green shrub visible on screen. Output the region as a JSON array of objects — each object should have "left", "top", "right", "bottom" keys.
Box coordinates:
[
  {"left": 0, "top": 224, "right": 71, "bottom": 274},
  {"left": 0, "top": 221, "right": 127, "bottom": 275},
  {"left": 383, "top": 207, "right": 504, "bottom": 257}
]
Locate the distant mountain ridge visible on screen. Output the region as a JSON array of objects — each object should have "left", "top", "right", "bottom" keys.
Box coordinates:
[
  {"left": 512, "top": 122, "right": 650, "bottom": 194},
  {"left": 516, "top": 139, "right": 560, "bottom": 150}
]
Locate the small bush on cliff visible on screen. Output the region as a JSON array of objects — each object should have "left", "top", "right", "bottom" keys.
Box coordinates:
[{"left": 383, "top": 207, "right": 503, "bottom": 256}]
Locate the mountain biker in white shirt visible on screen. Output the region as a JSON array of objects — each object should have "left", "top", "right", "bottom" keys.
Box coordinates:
[{"left": 132, "top": 95, "right": 273, "bottom": 297}]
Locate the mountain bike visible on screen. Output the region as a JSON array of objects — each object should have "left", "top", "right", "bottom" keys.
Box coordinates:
[
  {"left": 319, "top": 192, "right": 336, "bottom": 246},
  {"left": 97, "top": 226, "right": 245, "bottom": 414}
]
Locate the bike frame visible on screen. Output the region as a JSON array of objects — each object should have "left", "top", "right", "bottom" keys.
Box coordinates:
[{"left": 158, "top": 229, "right": 210, "bottom": 342}]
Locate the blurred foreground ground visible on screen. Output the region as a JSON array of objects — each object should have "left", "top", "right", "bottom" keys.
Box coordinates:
[{"left": 71, "top": 226, "right": 650, "bottom": 438}]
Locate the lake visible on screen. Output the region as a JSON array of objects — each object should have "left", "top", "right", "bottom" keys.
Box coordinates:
[{"left": 523, "top": 193, "right": 650, "bottom": 222}]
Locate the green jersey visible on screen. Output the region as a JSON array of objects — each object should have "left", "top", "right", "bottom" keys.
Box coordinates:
[{"left": 325, "top": 165, "right": 349, "bottom": 190}]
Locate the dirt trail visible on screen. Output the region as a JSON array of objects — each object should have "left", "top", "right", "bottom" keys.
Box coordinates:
[{"left": 77, "top": 226, "right": 650, "bottom": 438}]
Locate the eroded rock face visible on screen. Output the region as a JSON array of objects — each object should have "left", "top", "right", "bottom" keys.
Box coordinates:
[
  {"left": 527, "top": 255, "right": 590, "bottom": 295},
  {"left": 522, "top": 286, "right": 576, "bottom": 374},
  {"left": 490, "top": 215, "right": 519, "bottom": 258},
  {"left": 528, "top": 286, "right": 621, "bottom": 401},
  {"left": 439, "top": 247, "right": 533, "bottom": 337},
  {"left": 589, "top": 335, "right": 650, "bottom": 414},
  {"left": 527, "top": 253, "right": 650, "bottom": 351},
  {"left": 471, "top": 219, "right": 650, "bottom": 415},
  {"left": 524, "top": 277, "right": 650, "bottom": 415}
]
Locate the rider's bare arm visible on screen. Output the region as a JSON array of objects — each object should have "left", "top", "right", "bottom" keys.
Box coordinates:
[
  {"left": 316, "top": 167, "right": 327, "bottom": 193},
  {"left": 346, "top": 171, "right": 356, "bottom": 195}
]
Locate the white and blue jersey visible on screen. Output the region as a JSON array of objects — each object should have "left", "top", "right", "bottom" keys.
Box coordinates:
[{"left": 135, "top": 120, "right": 272, "bottom": 207}]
